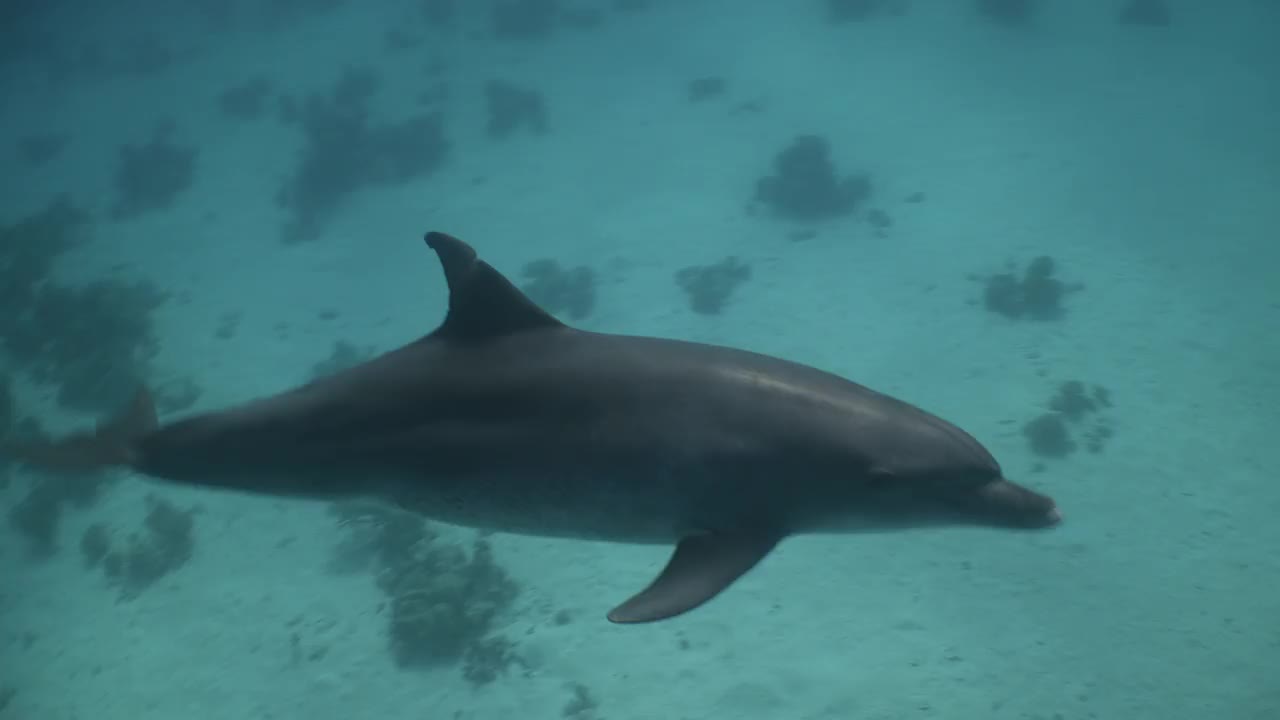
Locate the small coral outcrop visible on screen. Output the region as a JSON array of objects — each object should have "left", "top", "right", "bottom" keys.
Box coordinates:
[{"left": 752, "top": 135, "right": 872, "bottom": 221}]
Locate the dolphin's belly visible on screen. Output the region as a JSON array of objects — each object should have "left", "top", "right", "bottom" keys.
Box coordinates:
[{"left": 380, "top": 463, "right": 715, "bottom": 544}]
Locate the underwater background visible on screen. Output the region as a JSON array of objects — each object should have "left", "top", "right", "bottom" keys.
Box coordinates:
[{"left": 1, "top": 0, "right": 1277, "bottom": 718}]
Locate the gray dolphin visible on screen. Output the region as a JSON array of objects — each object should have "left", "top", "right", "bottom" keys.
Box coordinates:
[{"left": 3, "top": 232, "right": 1059, "bottom": 623}]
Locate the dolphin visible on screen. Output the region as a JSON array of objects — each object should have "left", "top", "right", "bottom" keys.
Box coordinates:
[{"left": 3, "top": 232, "right": 1060, "bottom": 623}]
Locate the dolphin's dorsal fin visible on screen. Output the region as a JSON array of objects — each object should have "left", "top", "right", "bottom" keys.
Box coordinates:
[{"left": 424, "top": 231, "right": 565, "bottom": 341}]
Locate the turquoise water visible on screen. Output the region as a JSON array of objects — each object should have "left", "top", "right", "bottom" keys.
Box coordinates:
[{"left": 2, "top": 1, "right": 1277, "bottom": 718}]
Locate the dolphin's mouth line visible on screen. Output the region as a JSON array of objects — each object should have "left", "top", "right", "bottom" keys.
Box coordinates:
[{"left": 971, "top": 479, "right": 1062, "bottom": 528}]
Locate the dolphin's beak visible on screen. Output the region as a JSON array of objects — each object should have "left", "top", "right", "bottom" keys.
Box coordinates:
[{"left": 972, "top": 479, "right": 1061, "bottom": 529}]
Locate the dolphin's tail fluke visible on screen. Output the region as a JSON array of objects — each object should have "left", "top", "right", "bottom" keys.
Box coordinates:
[{"left": 2, "top": 388, "right": 157, "bottom": 474}]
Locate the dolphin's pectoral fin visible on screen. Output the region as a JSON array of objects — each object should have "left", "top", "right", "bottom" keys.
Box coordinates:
[
  {"left": 423, "top": 232, "right": 567, "bottom": 341},
  {"left": 607, "top": 531, "right": 781, "bottom": 624}
]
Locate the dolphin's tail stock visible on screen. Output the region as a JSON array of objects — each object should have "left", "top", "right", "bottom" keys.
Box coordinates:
[{"left": 2, "top": 388, "right": 157, "bottom": 474}]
